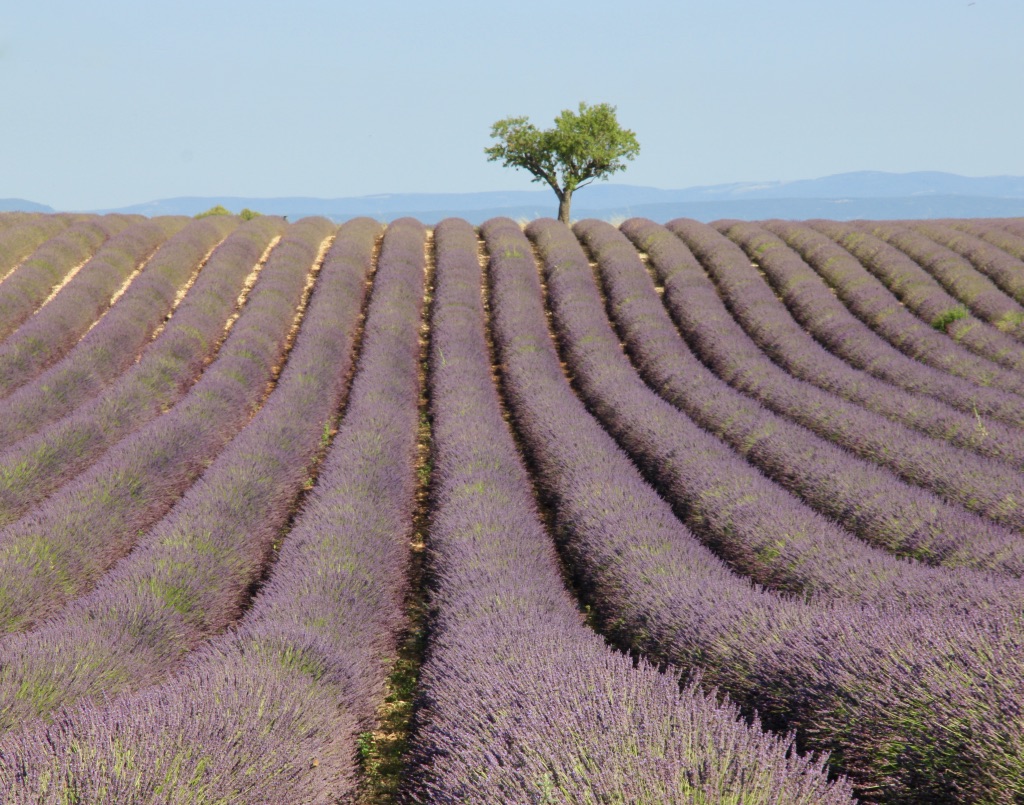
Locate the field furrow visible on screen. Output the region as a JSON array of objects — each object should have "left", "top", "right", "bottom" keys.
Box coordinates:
[
  {"left": 617, "top": 220, "right": 1024, "bottom": 540},
  {"left": 568, "top": 218, "right": 1024, "bottom": 594},
  {"left": 0, "top": 217, "right": 380, "bottom": 733},
  {"left": 0, "top": 211, "right": 1023, "bottom": 803},
  {"left": 0, "top": 215, "right": 76, "bottom": 286},
  {"left": 0, "top": 217, "right": 333, "bottom": 635},
  {"left": 956, "top": 219, "right": 1024, "bottom": 268}
]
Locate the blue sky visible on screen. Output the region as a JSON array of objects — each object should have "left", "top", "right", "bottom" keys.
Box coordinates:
[{"left": 2, "top": 0, "right": 1022, "bottom": 210}]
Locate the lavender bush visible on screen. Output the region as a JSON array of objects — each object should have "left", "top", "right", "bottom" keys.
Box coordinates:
[
  {"left": 0, "top": 215, "right": 286, "bottom": 528},
  {"left": 0, "top": 215, "right": 74, "bottom": 286},
  {"left": 620, "top": 219, "right": 1024, "bottom": 537},
  {"left": 685, "top": 219, "right": 1024, "bottom": 428},
  {"left": 565, "top": 218, "right": 1024, "bottom": 591},
  {"left": 0, "top": 217, "right": 380, "bottom": 732}
]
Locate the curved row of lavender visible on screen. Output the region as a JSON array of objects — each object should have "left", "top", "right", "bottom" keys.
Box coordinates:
[
  {"left": 0, "top": 217, "right": 184, "bottom": 399},
  {"left": 0, "top": 217, "right": 333, "bottom": 635},
  {"left": 0, "top": 216, "right": 132, "bottom": 344},
  {"left": 0, "top": 217, "right": 425, "bottom": 804},
  {"left": 868, "top": 222, "right": 1024, "bottom": 340},
  {"left": 920, "top": 221, "right": 1024, "bottom": 306},
  {"left": 716, "top": 220, "right": 1024, "bottom": 468},
  {"left": 0, "top": 217, "right": 379, "bottom": 733},
  {"left": 0, "top": 215, "right": 76, "bottom": 286},
  {"left": 711, "top": 219, "right": 1024, "bottom": 428},
  {"left": 955, "top": 219, "right": 1024, "bottom": 278},
  {"left": 483, "top": 216, "right": 1024, "bottom": 801},
  {"left": 402, "top": 217, "right": 853, "bottom": 803},
  {"left": 0, "top": 215, "right": 285, "bottom": 523},
  {"left": 567, "top": 217, "right": 1024, "bottom": 597},
  {"left": 633, "top": 220, "right": 1024, "bottom": 539},
  {"left": 0, "top": 214, "right": 237, "bottom": 452},
  {"left": 999, "top": 219, "right": 1024, "bottom": 238},
  {"left": 0, "top": 215, "right": 80, "bottom": 286},
  {"left": 821, "top": 221, "right": 1024, "bottom": 367},
  {"left": 770, "top": 221, "right": 1024, "bottom": 397}
]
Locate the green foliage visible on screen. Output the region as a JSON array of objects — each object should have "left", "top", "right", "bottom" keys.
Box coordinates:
[
  {"left": 932, "top": 304, "right": 969, "bottom": 331},
  {"left": 485, "top": 102, "right": 639, "bottom": 221},
  {"left": 194, "top": 205, "right": 232, "bottom": 219},
  {"left": 194, "top": 205, "right": 261, "bottom": 221}
]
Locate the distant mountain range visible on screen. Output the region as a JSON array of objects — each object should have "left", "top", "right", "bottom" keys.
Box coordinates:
[{"left": 6, "top": 172, "right": 1024, "bottom": 222}]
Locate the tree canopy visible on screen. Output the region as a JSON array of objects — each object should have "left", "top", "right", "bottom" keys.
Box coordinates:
[{"left": 485, "top": 102, "right": 640, "bottom": 223}]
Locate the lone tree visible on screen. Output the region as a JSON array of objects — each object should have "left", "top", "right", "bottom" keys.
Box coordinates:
[{"left": 485, "top": 102, "right": 640, "bottom": 224}]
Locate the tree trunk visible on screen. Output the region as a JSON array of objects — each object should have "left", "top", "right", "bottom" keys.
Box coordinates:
[{"left": 557, "top": 192, "right": 572, "bottom": 224}]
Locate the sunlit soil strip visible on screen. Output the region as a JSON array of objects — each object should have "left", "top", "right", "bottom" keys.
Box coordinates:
[
  {"left": 270, "top": 233, "right": 336, "bottom": 384},
  {"left": 147, "top": 238, "right": 244, "bottom": 346},
  {"left": 210, "top": 234, "right": 283, "bottom": 354},
  {"left": 75, "top": 244, "right": 165, "bottom": 341},
  {"left": 355, "top": 228, "right": 433, "bottom": 805},
  {"left": 34, "top": 256, "right": 91, "bottom": 310},
  {"left": 0, "top": 217, "right": 75, "bottom": 288}
]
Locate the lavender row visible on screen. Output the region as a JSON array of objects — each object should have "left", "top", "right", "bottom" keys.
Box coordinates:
[
  {"left": 488, "top": 216, "right": 1024, "bottom": 802},
  {"left": 0, "top": 217, "right": 334, "bottom": 635},
  {"left": 0, "top": 215, "right": 75, "bottom": 286},
  {"left": 647, "top": 219, "right": 1024, "bottom": 528},
  {"left": 996, "top": 219, "right": 1024, "bottom": 239},
  {"left": 402, "top": 217, "right": 853, "bottom": 803},
  {"left": 837, "top": 221, "right": 1024, "bottom": 363},
  {"left": 715, "top": 220, "right": 1024, "bottom": 467},
  {"left": 0, "top": 217, "right": 184, "bottom": 399},
  {"left": 706, "top": 219, "right": 1024, "bottom": 429},
  {"left": 776, "top": 219, "right": 1024, "bottom": 397},
  {"left": 0, "top": 215, "right": 286, "bottom": 528},
  {"left": 659, "top": 216, "right": 1024, "bottom": 540},
  {"left": 0, "top": 216, "right": 132, "bottom": 344},
  {"left": 0, "top": 217, "right": 379, "bottom": 734},
  {"left": 955, "top": 219, "right": 1024, "bottom": 269},
  {"left": 919, "top": 220, "right": 1024, "bottom": 307},
  {"left": 567, "top": 218, "right": 1024, "bottom": 601},
  {"left": 0, "top": 215, "right": 237, "bottom": 452},
  {"left": 0, "top": 218, "right": 424, "bottom": 803}
]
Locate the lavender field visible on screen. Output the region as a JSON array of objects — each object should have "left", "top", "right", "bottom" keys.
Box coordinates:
[{"left": 0, "top": 211, "right": 1023, "bottom": 803}]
